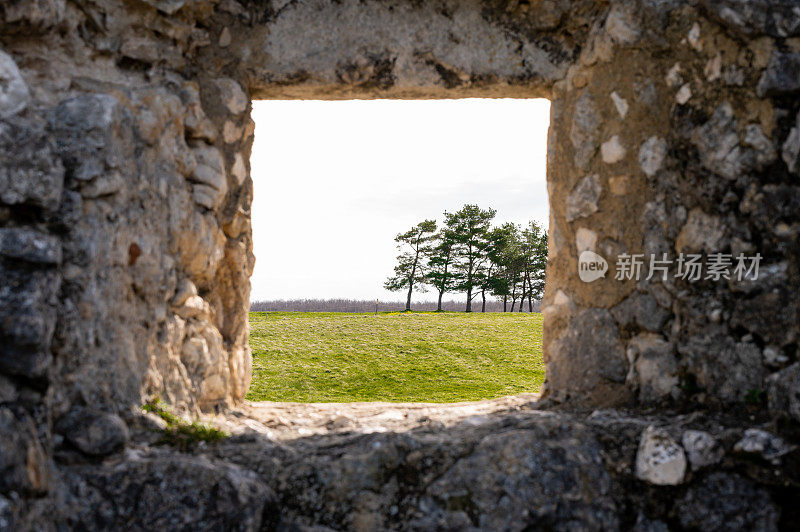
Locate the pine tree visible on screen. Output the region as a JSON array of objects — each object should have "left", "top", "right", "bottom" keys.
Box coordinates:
[
  {"left": 384, "top": 220, "right": 437, "bottom": 311},
  {"left": 425, "top": 231, "right": 456, "bottom": 312},
  {"left": 444, "top": 205, "right": 496, "bottom": 312}
]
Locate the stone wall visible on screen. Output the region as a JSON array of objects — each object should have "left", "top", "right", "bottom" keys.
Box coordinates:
[{"left": 1, "top": 0, "right": 800, "bottom": 528}]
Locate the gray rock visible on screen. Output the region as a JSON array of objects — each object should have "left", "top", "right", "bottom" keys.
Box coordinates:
[
  {"left": 627, "top": 334, "right": 678, "bottom": 403},
  {"left": 743, "top": 124, "right": 777, "bottom": 168},
  {"left": 180, "top": 82, "right": 217, "bottom": 142},
  {"left": 682, "top": 430, "right": 724, "bottom": 470},
  {"left": 0, "top": 117, "right": 64, "bottom": 210},
  {"left": 757, "top": 51, "right": 800, "bottom": 97},
  {"left": 0, "top": 375, "right": 17, "bottom": 404},
  {"left": 691, "top": 102, "right": 745, "bottom": 180},
  {"left": 425, "top": 422, "right": 619, "bottom": 530},
  {"left": 51, "top": 94, "right": 135, "bottom": 187},
  {"left": 56, "top": 407, "right": 129, "bottom": 456},
  {"left": 601, "top": 135, "right": 626, "bottom": 164},
  {"left": 190, "top": 144, "right": 228, "bottom": 208},
  {"left": 635, "top": 426, "right": 686, "bottom": 485},
  {"left": 733, "top": 428, "right": 795, "bottom": 464},
  {"left": 59, "top": 450, "right": 275, "bottom": 531},
  {"left": 214, "top": 78, "right": 248, "bottom": 115},
  {"left": 0, "top": 50, "right": 30, "bottom": 119},
  {"left": 762, "top": 346, "right": 789, "bottom": 368},
  {"left": 632, "top": 513, "right": 669, "bottom": 532},
  {"left": 766, "top": 362, "right": 800, "bottom": 422},
  {"left": 565, "top": 174, "right": 602, "bottom": 221},
  {"left": 611, "top": 292, "right": 670, "bottom": 333},
  {"left": 701, "top": 0, "right": 800, "bottom": 38},
  {"left": 569, "top": 93, "right": 599, "bottom": 170},
  {"left": 782, "top": 111, "right": 800, "bottom": 174},
  {"left": 0, "top": 228, "right": 61, "bottom": 265},
  {"left": 676, "top": 208, "right": 726, "bottom": 253},
  {"left": 676, "top": 472, "right": 779, "bottom": 531},
  {"left": 0, "top": 268, "right": 58, "bottom": 380},
  {"left": 605, "top": 3, "right": 640, "bottom": 45},
  {"left": 547, "top": 309, "right": 629, "bottom": 403},
  {"left": 638, "top": 136, "right": 667, "bottom": 177},
  {"left": 0, "top": 408, "right": 49, "bottom": 494},
  {"left": 680, "top": 336, "right": 767, "bottom": 404},
  {"left": 0, "top": 494, "right": 12, "bottom": 531}
]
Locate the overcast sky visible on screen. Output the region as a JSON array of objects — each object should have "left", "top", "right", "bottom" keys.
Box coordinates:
[{"left": 249, "top": 98, "right": 550, "bottom": 302}]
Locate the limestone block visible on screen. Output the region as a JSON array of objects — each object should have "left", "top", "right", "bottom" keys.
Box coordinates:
[{"left": 635, "top": 426, "right": 686, "bottom": 485}]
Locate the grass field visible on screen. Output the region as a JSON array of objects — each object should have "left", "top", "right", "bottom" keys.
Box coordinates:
[{"left": 246, "top": 311, "right": 545, "bottom": 403}]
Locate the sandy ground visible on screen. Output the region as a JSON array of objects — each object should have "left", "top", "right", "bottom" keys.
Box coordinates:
[{"left": 209, "top": 393, "right": 541, "bottom": 442}]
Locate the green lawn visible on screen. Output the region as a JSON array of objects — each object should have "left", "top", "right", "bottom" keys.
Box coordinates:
[{"left": 246, "top": 311, "right": 545, "bottom": 403}]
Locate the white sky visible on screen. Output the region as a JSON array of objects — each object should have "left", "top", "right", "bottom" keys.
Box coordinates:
[{"left": 249, "top": 99, "right": 550, "bottom": 302}]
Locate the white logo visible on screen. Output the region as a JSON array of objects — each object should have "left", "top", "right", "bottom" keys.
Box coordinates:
[{"left": 578, "top": 250, "right": 608, "bottom": 283}]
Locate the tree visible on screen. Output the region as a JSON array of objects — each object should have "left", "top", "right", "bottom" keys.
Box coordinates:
[
  {"left": 520, "top": 221, "right": 548, "bottom": 311},
  {"left": 485, "top": 223, "right": 522, "bottom": 312},
  {"left": 444, "top": 204, "right": 496, "bottom": 312},
  {"left": 384, "top": 220, "right": 437, "bottom": 311},
  {"left": 424, "top": 231, "right": 456, "bottom": 312}
]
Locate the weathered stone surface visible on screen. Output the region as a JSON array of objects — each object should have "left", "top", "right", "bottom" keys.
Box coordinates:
[
  {"left": 0, "top": 228, "right": 61, "bottom": 265},
  {"left": 214, "top": 78, "right": 248, "bottom": 115},
  {"left": 569, "top": 94, "right": 600, "bottom": 170},
  {"left": 565, "top": 174, "right": 601, "bottom": 222},
  {"left": 676, "top": 472, "right": 779, "bottom": 531},
  {"left": 676, "top": 208, "right": 726, "bottom": 253},
  {"left": 425, "top": 424, "right": 618, "bottom": 530},
  {"left": 611, "top": 292, "right": 670, "bottom": 334},
  {"left": 0, "top": 268, "right": 58, "bottom": 380},
  {"left": 56, "top": 407, "right": 129, "bottom": 456},
  {"left": 189, "top": 144, "right": 227, "bottom": 208},
  {"left": 691, "top": 103, "right": 745, "bottom": 180},
  {"left": 0, "top": 50, "right": 30, "bottom": 119},
  {"left": 733, "top": 428, "right": 795, "bottom": 464},
  {"left": 58, "top": 451, "right": 275, "bottom": 530},
  {"left": 547, "top": 309, "right": 628, "bottom": 405},
  {"left": 682, "top": 430, "right": 724, "bottom": 470},
  {"left": 756, "top": 51, "right": 800, "bottom": 97},
  {"left": 635, "top": 426, "right": 686, "bottom": 485},
  {"left": 0, "top": 408, "right": 49, "bottom": 494},
  {"left": 0, "top": 116, "right": 64, "bottom": 210},
  {"left": 626, "top": 334, "right": 678, "bottom": 403},
  {"left": 782, "top": 111, "right": 800, "bottom": 174},
  {"left": 679, "top": 335, "right": 766, "bottom": 404},
  {"left": 702, "top": 0, "right": 800, "bottom": 38},
  {"left": 51, "top": 94, "right": 135, "bottom": 196},
  {"left": 766, "top": 362, "right": 800, "bottom": 423},
  {"left": 601, "top": 135, "right": 626, "bottom": 164},
  {"left": 638, "top": 136, "right": 667, "bottom": 178}
]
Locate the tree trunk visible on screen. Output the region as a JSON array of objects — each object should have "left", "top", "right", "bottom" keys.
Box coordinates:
[
  {"left": 405, "top": 284, "right": 413, "bottom": 311},
  {"left": 503, "top": 295, "right": 507, "bottom": 312},
  {"left": 481, "top": 290, "right": 486, "bottom": 313},
  {"left": 465, "top": 287, "right": 472, "bottom": 312},
  {"left": 526, "top": 272, "right": 533, "bottom": 312},
  {"left": 518, "top": 278, "right": 526, "bottom": 313},
  {"left": 437, "top": 290, "right": 444, "bottom": 311}
]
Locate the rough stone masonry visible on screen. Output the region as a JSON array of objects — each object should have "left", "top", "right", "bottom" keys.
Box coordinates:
[{"left": 1, "top": 0, "right": 799, "bottom": 529}]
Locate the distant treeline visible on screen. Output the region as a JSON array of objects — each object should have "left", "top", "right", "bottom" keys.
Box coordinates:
[{"left": 250, "top": 298, "right": 540, "bottom": 313}]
